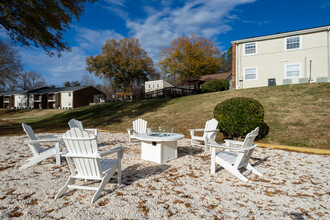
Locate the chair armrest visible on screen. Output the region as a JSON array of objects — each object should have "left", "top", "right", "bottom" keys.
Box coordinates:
[
  {"left": 224, "top": 139, "right": 244, "bottom": 147},
  {"left": 85, "top": 128, "right": 98, "bottom": 136},
  {"left": 37, "top": 135, "right": 58, "bottom": 139},
  {"left": 208, "top": 143, "right": 246, "bottom": 152},
  {"left": 189, "top": 129, "right": 204, "bottom": 132},
  {"left": 204, "top": 129, "right": 219, "bottom": 133},
  {"left": 127, "top": 128, "right": 132, "bottom": 135},
  {"left": 99, "top": 146, "right": 126, "bottom": 157},
  {"left": 25, "top": 138, "right": 60, "bottom": 144},
  {"left": 209, "top": 142, "right": 257, "bottom": 152},
  {"left": 189, "top": 128, "right": 204, "bottom": 136}
]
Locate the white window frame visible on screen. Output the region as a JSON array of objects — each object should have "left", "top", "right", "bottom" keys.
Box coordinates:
[
  {"left": 284, "top": 63, "right": 301, "bottom": 79},
  {"left": 285, "top": 36, "right": 302, "bottom": 51},
  {"left": 244, "top": 67, "right": 258, "bottom": 81},
  {"left": 68, "top": 92, "right": 71, "bottom": 96},
  {"left": 68, "top": 101, "right": 72, "bottom": 106},
  {"left": 244, "top": 42, "right": 257, "bottom": 55}
]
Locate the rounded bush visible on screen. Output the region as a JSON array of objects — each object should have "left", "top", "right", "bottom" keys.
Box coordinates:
[
  {"left": 214, "top": 97, "right": 265, "bottom": 139},
  {"left": 201, "top": 79, "right": 229, "bottom": 93}
]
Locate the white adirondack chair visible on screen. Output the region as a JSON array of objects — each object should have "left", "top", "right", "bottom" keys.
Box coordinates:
[
  {"left": 20, "top": 123, "right": 62, "bottom": 170},
  {"left": 208, "top": 127, "right": 262, "bottom": 183},
  {"left": 55, "top": 128, "right": 126, "bottom": 203},
  {"left": 68, "top": 119, "right": 98, "bottom": 137},
  {"left": 189, "top": 118, "right": 219, "bottom": 148},
  {"left": 127, "top": 118, "right": 147, "bottom": 145}
]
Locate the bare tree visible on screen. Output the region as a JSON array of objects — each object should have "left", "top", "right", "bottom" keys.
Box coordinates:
[
  {"left": 80, "top": 74, "right": 96, "bottom": 87},
  {"left": 17, "top": 71, "right": 46, "bottom": 90},
  {"left": 99, "top": 78, "right": 114, "bottom": 101},
  {"left": 0, "top": 41, "right": 22, "bottom": 91}
]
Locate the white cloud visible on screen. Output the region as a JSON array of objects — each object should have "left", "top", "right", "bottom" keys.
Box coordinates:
[
  {"left": 104, "top": 0, "right": 126, "bottom": 7},
  {"left": 321, "top": 1, "right": 330, "bottom": 8},
  {"left": 74, "top": 26, "right": 123, "bottom": 52},
  {"left": 21, "top": 46, "right": 100, "bottom": 86},
  {"left": 125, "top": 0, "right": 256, "bottom": 62},
  {"left": 18, "top": 26, "right": 124, "bottom": 86}
]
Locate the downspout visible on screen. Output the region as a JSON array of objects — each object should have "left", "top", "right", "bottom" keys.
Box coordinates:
[
  {"left": 308, "top": 60, "right": 312, "bottom": 83},
  {"left": 235, "top": 42, "right": 239, "bottom": 89}
]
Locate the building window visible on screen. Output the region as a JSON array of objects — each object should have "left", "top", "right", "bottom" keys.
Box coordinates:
[
  {"left": 153, "top": 84, "right": 155, "bottom": 88},
  {"left": 148, "top": 84, "right": 150, "bottom": 88},
  {"left": 285, "top": 63, "right": 301, "bottom": 78},
  {"left": 68, "top": 92, "right": 71, "bottom": 96},
  {"left": 244, "top": 67, "right": 257, "bottom": 80},
  {"left": 286, "top": 36, "right": 301, "bottom": 50},
  {"left": 68, "top": 101, "right": 71, "bottom": 106},
  {"left": 157, "top": 84, "right": 159, "bottom": 88},
  {"left": 244, "top": 42, "right": 257, "bottom": 55}
]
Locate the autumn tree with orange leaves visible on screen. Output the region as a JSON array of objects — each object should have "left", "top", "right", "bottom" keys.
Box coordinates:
[
  {"left": 86, "top": 37, "right": 157, "bottom": 93},
  {"left": 158, "top": 35, "right": 222, "bottom": 80}
]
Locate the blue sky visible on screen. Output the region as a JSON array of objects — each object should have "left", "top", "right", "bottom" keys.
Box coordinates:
[{"left": 2, "top": 0, "right": 330, "bottom": 87}]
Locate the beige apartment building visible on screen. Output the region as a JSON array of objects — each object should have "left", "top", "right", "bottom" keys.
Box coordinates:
[
  {"left": 231, "top": 25, "right": 330, "bottom": 89},
  {"left": 145, "top": 80, "right": 174, "bottom": 93}
]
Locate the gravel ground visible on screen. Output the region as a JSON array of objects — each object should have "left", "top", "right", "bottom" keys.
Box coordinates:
[{"left": 0, "top": 132, "right": 329, "bottom": 219}]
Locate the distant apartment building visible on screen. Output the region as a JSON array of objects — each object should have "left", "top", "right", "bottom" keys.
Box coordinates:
[
  {"left": 231, "top": 25, "right": 330, "bottom": 89},
  {"left": 145, "top": 80, "right": 174, "bottom": 93},
  {"left": 0, "top": 86, "right": 106, "bottom": 109},
  {"left": 0, "top": 91, "right": 29, "bottom": 109}
]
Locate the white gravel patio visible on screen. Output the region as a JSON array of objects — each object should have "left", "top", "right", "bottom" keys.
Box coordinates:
[{"left": 0, "top": 132, "right": 329, "bottom": 219}]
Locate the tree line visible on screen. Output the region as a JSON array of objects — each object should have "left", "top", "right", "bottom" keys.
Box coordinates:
[{"left": 0, "top": 0, "right": 232, "bottom": 95}]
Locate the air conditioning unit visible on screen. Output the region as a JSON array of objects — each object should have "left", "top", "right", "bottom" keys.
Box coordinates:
[{"left": 268, "top": 78, "right": 276, "bottom": 86}]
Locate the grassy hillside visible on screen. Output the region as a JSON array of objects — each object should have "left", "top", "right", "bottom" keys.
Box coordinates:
[{"left": 1, "top": 83, "right": 329, "bottom": 149}]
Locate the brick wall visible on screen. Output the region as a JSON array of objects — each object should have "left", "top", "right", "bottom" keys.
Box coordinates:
[
  {"left": 55, "top": 93, "right": 61, "bottom": 109},
  {"left": 73, "top": 87, "right": 105, "bottom": 108},
  {"left": 42, "top": 94, "right": 47, "bottom": 109},
  {"left": 9, "top": 95, "right": 15, "bottom": 108}
]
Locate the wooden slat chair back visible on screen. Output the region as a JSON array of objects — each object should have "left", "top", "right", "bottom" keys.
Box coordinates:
[
  {"left": 68, "top": 119, "right": 83, "bottom": 131},
  {"left": 56, "top": 128, "right": 126, "bottom": 203},
  {"left": 68, "top": 119, "right": 98, "bottom": 137},
  {"left": 63, "top": 129, "right": 102, "bottom": 179},
  {"left": 235, "top": 127, "right": 259, "bottom": 169},
  {"left": 127, "top": 118, "right": 147, "bottom": 145},
  {"left": 190, "top": 118, "right": 219, "bottom": 149},
  {"left": 22, "top": 123, "right": 42, "bottom": 156},
  {"left": 133, "top": 118, "right": 147, "bottom": 134},
  {"left": 20, "top": 123, "right": 61, "bottom": 169},
  {"left": 209, "top": 127, "right": 262, "bottom": 182},
  {"left": 203, "top": 118, "right": 219, "bottom": 140}
]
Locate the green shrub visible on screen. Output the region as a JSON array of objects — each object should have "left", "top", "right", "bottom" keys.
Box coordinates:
[
  {"left": 201, "top": 79, "right": 229, "bottom": 93},
  {"left": 214, "top": 97, "right": 265, "bottom": 139}
]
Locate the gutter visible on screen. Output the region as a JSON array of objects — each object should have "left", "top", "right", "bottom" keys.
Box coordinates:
[{"left": 232, "top": 25, "right": 330, "bottom": 44}]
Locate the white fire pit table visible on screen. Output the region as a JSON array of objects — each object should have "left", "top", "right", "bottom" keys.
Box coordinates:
[{"left": 134, "top": 132, "right": 184, "bottom": 163}]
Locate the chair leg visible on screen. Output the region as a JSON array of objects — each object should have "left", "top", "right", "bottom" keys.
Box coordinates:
[
  {"left": 221, "top": 162, "right": 250, "bottom": 183},
  {"left": 210, "top": 147, "right": 216, "bottom": 174},
  {"left": 117, "top": 161, "right": 122, "bottom": 186},
  {"left": 246, "top": 163, "right": 262, "bottom": 176},
  {"left": 230, "top": 169, "right": 250, "bottom": 183},
  {"left": 191, "top": 138, "right": 194, "bottom": 146},
  {"left": 91, "top": 168, "right": 117, "bottom": 203},
  {"left": 128, "top": 137, "right": 131, "bottom": 146},
  {"left": 19, "top": 155, "right": 50, "bottom": 170},
  {"left": 55, "top": 177, "right": 76, "bottom": 199},
  {"left": 55, "top": 142, "right": 61, "bottom": 165}
]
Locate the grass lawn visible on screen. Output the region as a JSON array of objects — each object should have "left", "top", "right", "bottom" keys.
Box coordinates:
[{"left": 0, "top": 82, "right": 329, "bottom": 149}]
